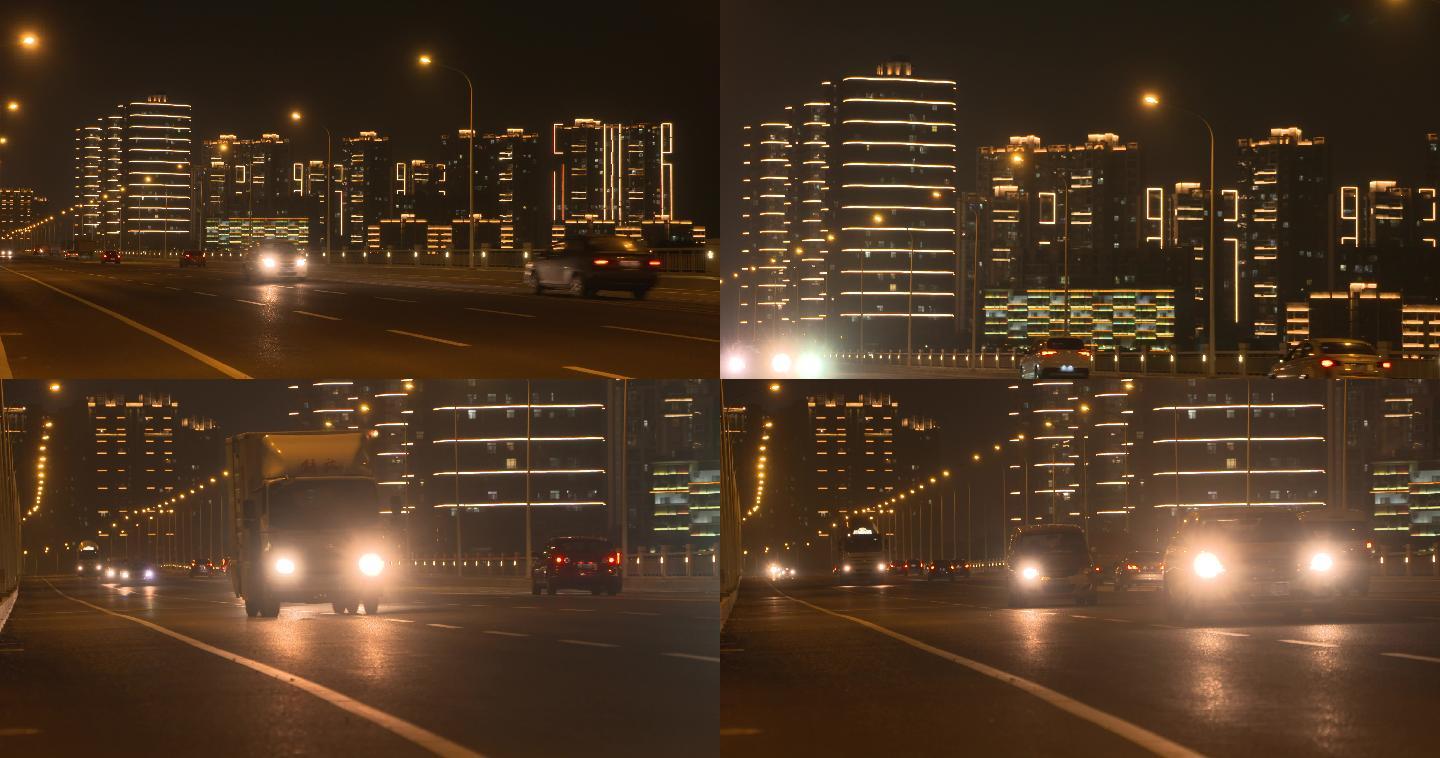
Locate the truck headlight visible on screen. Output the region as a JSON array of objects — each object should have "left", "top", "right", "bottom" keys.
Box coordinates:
[
  {"left": 295, "top": 257, "right": 307, "bottom": 267},
  {"left": 1309, "top": 552, "right": 1334, "bottom": 572},
  {"left": 274, "top": 557, "right": 296, "bottom": 575},
  {"left": 1020, "top": 565, "right": 1039, "bottom": 581},
  {"left": 877, "top": 562, "right": 887, "bottom": 573},
  {"left": 144, "top": 569, "right": 155, "bottom": 580},
  {"left": 842, "top": 563, "right": 852, "bottom": 573},
  {"left": 1193, "top": 551, "right": 1224, "bottom": 579},
  {"left": 358, "top": 553, "right": 385, "bottom": 577},
  {"left": 261, "top": 256, "right": 278, "bottom": 269}
]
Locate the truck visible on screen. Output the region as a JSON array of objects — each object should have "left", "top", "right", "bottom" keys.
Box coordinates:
[
  {"left": 835, "top": 524, "right": 888, "bottom": 583},
  {"left": 228, "top": 431, "right": 392, "bottom": 618}
]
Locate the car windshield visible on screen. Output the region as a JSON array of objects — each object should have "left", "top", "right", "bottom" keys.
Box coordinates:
[
  {"left": 1045, "top": 337, "right": 1086, "bottom": 350},
  {"left": 254, "top": 241, "right": 300, "bottom": 257},
  {"left": 1304, "top": 521, "right": 1369, "bottom": 542},
  {"left": 1014, "top": 531, "right": 1086, "bottom": 556},
  {"left": 1316, "top": 341, "right": 1374, "bottom": 355},
  {"left": 266, "top": 478, "right": 379, "bottom": 530},
  {"left": 1195, "top": 512, "right": 1303, "bottom": 543},
  {"left": 843, "top": 533, "right": 883, "bottom": 553},
  {"left": 552, "top": 539, "right": 612, "bottom": 559}
]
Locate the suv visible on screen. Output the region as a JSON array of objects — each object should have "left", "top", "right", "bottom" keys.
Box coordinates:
[
  {"left": 100, "top": 250, "right": 122, "bottom": 264},
  {"left": 242, "top": 239, "right": 307, "bottom": 281},
  {"left": 1007, "top": 524, "right": 1097, "bottom": 607},
  {"left": 1114, "top": 551, "right": 1165, "bottom": 591},
  {"left": 1163, "top": 507, "right": 1344, "bottom": 624},
  {"left": 523, "top": 235, "right": 661, "bottom": 299},
  {"left": 531, "top": 537, "right": 623, "bottom": 596},
  {"left": 1018, "top": 337, "right": 1092, "bottom": 379},
  {"left": 1268, "top": 338, "right": 1389, "bottom": 379}
]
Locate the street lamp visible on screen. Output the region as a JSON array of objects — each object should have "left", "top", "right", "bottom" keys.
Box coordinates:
[
  {"left": 290, "top": 110, "right": 332, "bottom": 261},
  {"left": 5, "top": 100, "right": 18, "bottom": 113},
  {"left": 1143, "top": 91, "right": 1217, "bottom": 375},
  {"left": 418, "top": 52, "right": 477, "bottom": 269}
]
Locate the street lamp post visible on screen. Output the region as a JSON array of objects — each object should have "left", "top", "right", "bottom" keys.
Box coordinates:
[
  {"left": 1144, "top": 93, "right": 1216, "bottom": 375},
  {"left": 419, "top": 54, "right": 477, "bottom": 269}
]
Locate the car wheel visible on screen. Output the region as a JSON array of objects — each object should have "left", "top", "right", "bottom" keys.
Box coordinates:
[
  {"left": 345, "top": 600, "right": 360, "bottom": 615},
  {"left": 331, "top": 601, "right": 345, "bottom": 614},
  {"left": 362, "top": 598, "right": 380, "bottom": 615},
  {"left": 546, "top": 583, "right": 558, "bottom": 596},
  {"left": 262, "top": 597, "right": 281, "bottom": 618},
  {"left": 245, "top": 597, "right": 262, "bottom": 617},
  {"left": 607, "top": 584, "right": 620, "bottom": 596},
  {"left": 568, "top": 275, "right": 586, "bottom": 297},
  {"left": 526, "top": 271, "right": 543, "bottom": 295}
]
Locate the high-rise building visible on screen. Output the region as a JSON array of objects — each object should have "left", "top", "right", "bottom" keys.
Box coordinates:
[
  {"left": 339, "top": 131, "right": 394, "bottom": 248},
  {"left": 72, "top": 96, "right": 194, "bottom": 251},
  {"left": 736, "top": 120, "right": 795, "bottom": 343},
  {"left": 805, "top": 393, "right": 898, "bottom": 521},
  {"left": 476, "top": 129, "right": 546, "bottom": 248},
  {"left": 287, "top": 380, "right": 418, "bottom": 516},
  {"left": 85, "top": 394, "right": 180, "bottom": 523},
  {"left": 551, "top": 119, "right": 675, "bottom": 235},
  {"left": 0, "top": 188, "right": 38, "bottom": 234},
  {"left": 1236, "top": 127, "right": 1331, "bottom": 348},
  {"left": 199, "top": 133, "right": 306, "bottom": 250},
  {"left": 623, "top": 380, "right": 721, "bottom": 547}
]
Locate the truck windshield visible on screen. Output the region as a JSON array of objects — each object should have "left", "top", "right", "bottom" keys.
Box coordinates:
[
  {"left": 843, "top": 534, "right": 882, "bottom": 553},
  {"left": 1014, "top": 531, "right": 1086, "bottom": 555},
  {"left": 267, "top": 479, "right": 378, "bottom": 530}
]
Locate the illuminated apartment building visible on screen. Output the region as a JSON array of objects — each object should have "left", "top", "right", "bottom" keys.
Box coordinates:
[
  {"left": 287, "top": 380, "right": 417, "bottom": 513},
  {"left": 981, "top": 289, "right": 1176, "bottom": 350},
  {"left": 72, "top": 95, "right": 194, "bottom": 251},
  {"left": 0, "top": 188, "right": 37, "bottom": 234},
  {"left": 624, "top": 380, "right": 722, "bottom": 547},
  {"left": 339, "top": 131, "right": 395, "bottom": 248},
  {"left": 806, "top": 393, "right": 898, "bottom": 521},
  {"left": 85, "top": 394, "right": 180, "bottom": 521},
  {"left": 1152, "top": 181, "right": 1240, "bottom": 347},
  {"left": 201, "top": 133, "right": 295, "bottom": 220},
  {"left": 736, "top": 120, "right": 795, "bottom": 343},
  {"left": 1235, "top": 127, "right": 1331, "bottom": 348},
  {"left": 550, "top": 119, "right": 674, "bottom": 240}
]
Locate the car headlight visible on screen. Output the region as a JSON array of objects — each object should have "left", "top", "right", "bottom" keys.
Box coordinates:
[
  {"left": 842, "top": 563, "right": 852, "bottom": 573},
  {"left": 274, "top": 557, "right": 296, "bottom": 575},
  {"left": 1020, "top": 565, "right": 1040, "bottom": 581},
  {"left": 1193, "top": 551, "right": 1224, "bottom": 579},
  {"left": 295, "top": 257, "right": 307, "bottom": 267},
  {"left": 120, "top": 570, "right": 130, "bottom": 580},
  {"left": 105, "top": 568, "right": 115, "bottom": 578},
  {"left": 261, "top": 256, "right": 278, "bottom": 269},
  {"left": 144, "top": 569, "right": 155, "bottom": 580},
  {"left": 1309, "top": 552, "right": 1334, "bottom": 572},
  {"left": 770, "top": 352, "right": 792, "bottom": 374},
  {"left": 876, "top": 562, "right": 887, "bottom": 573},
  {"left": 358, "top": 553, "right": 385, "bottom": 577}
]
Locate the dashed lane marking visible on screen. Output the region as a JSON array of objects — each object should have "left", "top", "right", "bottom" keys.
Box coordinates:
[
  {"left": 428, "top": 623, "right": 463, "bottom": 630},
  {"left": 663, "top": 652, "right": 721, "bottom": 663},
  {"left": 1278, "top": 639, "right": 1337, "bottom": 649},
  {"left": 385, "top": 329, "right": 470, "bottom": 348},
  {"left": 294, "top": 310, "right": 341, "bottom": 321},
  {"left": 483, "top": 630, "right": 528, "bottom": 637},
  {"left": 600, "top": 325, "right": 719, "bottom": 343},
  {"left": 1382, "top": 652, "right": 1440, "bottom": 664},
  {"left": 558, "top": 639, "right": 617, "bottom": 648},
  {"left": 464, "top": 307, "right": 536, "bottom": 319}
]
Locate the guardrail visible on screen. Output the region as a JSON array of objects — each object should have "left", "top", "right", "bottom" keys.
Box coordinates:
[
  {"left": 829, "top": 350, "right": 1440, "bottom": 379},
  {"left": 408, "top": 547, "right": 718, "bottom": 578},
  {"left": 104, "top": 247, "right": 719, "bottom": 275}
]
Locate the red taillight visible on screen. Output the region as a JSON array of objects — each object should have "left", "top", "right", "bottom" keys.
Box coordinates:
[
  {"left": 1126, "top": 563, "right": 1139, "bottom": 571},
  {"left": 1319, "top": 358, "right": 1335, "bottom": 368},
  {"left": 1079, "top": 350, "right": 1092, "bottom": 358},
  {"left": 647, "top": 259, "right": 662, "bottom": 267},
  {"left": 554, "top": 554, "right": 568, "bottom": 565},
  {"left": 1381, "top": 360, "right": 1393, "bottom": 370},
  {"left": 606, "top": 551, "right": 620, "bottom": 565},
  {"left": 593, "top": 258, "right": 611, "bottom": 266},
  {"left": 1038, "top": 349, "right": 1058, "bottom": 357}
]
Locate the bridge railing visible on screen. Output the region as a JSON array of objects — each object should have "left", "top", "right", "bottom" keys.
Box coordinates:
[
  {"left": 116, "top": 246, "right": 718, "bottom": 274},
  {"left": 406, "top": 546, "right": 718, "bottom": 578},
  {"left": 829, "top": 350, "right": 1440, "bottom": 378}
]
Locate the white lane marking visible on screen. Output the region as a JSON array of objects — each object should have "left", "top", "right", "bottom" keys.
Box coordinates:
[
  {"left": 294, "top": 310, "right": 341, "bottom": 321},
  {"left": 557, "top": 608, "right": 595, "bottom": 613},
  {"left": 385, "top": 329, "right": 471, "bottom": 348},
  {"left": 428, "top": 623, "right": 463, "bottom": 630},
  {"left": 469, "top": 604, "right": 488, "bottom": 607},
  {"left": 236, "top": 298, "right": 265, "bottom": 306},
  {"left": 601, "top": 325, "right": 720, "bottom": 343},
  {"left": 620, "top": 611, "right": 660, "bottom": 617},
  {"left": 1, "top": 266, "right": 250, "bottom": 378},
  {"left": 1071, "top": 614, "right": 1095, "bottom": 619},
  {"left": 564, "top": 365, "right": 631, "bottom": 379},
  {"left": 0, "top": 334, "right": 10, "bottom": 379},
  {"left": 484, "top": 630, "right": 528, "bottom": 637},
  {"left": 164, "top": 286, "right": 183, "bottom": 291},
  {"left": 314, "top": 289, "right": 348, "bottom": 295},
  {"left": 1101, "top": 618, "right": 1132, "bottom": 623},
  {"left": 464, "top": 307, "right": 536, "bottom": 319},
  {"left": 719, "top": 728, "right": 761, "bottom": 736},
  {"left": 663, "top": 652, "right": 721, "bottom": 663},
  {"left": 1208, "top": 631, "right": 1249, "bottom": 637},
  {"left": 0, "top": 728, "right": 42, "bottom": 736},
  {"left": 192, "top": 291, "right": 217, "bottom": 297},
  {"left": 383, "top": 618, "right": 415, "bottom": 624},
  {"left": 511, "top": 606, "right": 539, "bottom": 610},
  {"left": 1151, "top": 624, "right": 1181, "bottom": 629},
  {"left": 558, "top": 639, "right": 617, "bottom": 648},
  {"left": 376, "top": 296, "right": 419, "bottom": 303},
  {"left": 43, "top": 580, "right": 482, "bottom": 758},
  {"left": 776, "top": 589, "right": 1202, "bottom": 758},
  {"left": 1382, "top": 652, "right": 1440, "bottom": 664},
  {"left": 1278, "top": 639, "right": 1337, "bottom": 649}
]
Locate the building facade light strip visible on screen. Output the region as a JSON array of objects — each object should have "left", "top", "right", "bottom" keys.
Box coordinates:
[{"left": 432, "top": 469, "right": 606, "bottom": 476}]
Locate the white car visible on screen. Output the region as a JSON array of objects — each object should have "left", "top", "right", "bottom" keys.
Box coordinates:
[{"left": 1018, "top": 337, "right": 1092, "bottom": 379}]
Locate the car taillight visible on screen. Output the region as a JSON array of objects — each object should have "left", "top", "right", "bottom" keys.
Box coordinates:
[
  {"left": 593, "top": 258, "right": 611, "bottom": 266},
  {"left": 1079, "top": 350, "right": 1092, "bottom": 358},
  {"left": 647, "top": 259, "right": 662, "bottom": 267},
  {"left": 1038, "top": 349, "right": 1057, "bottom": 357},
  {"left": 1319, "top": 358, "right": 1335, "bottom": 368},
  {"left": 1380, "top": 360, "right": 1393, "bottom": 370},
  {"left": 1126, "top": 563, "right": 1139, "bottom": 571},
  {"left": 554, "top": 554, "right": 568, "bottom": 565},
  {"left": 606, "top": 551, "right": 620, "bottom": 565}
]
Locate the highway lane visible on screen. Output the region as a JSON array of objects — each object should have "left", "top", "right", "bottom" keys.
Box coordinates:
[
  {"left": 1, "top": 575, "right": 718, "bottom": 757},
  {"left": 722, "top": 576, "right": 1440, "bottom": 757},
  {"left": 0, "top": 258, "right": 718, "bottom": 378}
]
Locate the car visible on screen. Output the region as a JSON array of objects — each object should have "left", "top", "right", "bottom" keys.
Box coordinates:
[
  {"left": 1018, "top": 336, "right": 1093, "bottom": 380},
  {"left": 63, "top": 250, "right": 82, "bottom": 260},
  {"left": 766, "top": 563, "right": 796, "bottom": 581},
  {"left": 523, "top": 235, "right": 661, "bottom": 299},
  {"left": 102, "top": 558, "right": 158, "bottom": 584},
  {"left": 76, "top": 555, "right": 105, "bottom": 577},
  {"left": 100, "top": 250, "right": 121, "bottom": 264},
  {"left": 1268, "top": 338, "right": 1390, "bottom": 379},
  {"left": 1162, "top": 507, "right": 1345, "bottom": 624},
  {"left": 531, "top": 537, "right": 622, "bottom": 596},
  {"left": 926, "top": 559, "right": 969, "bottom": 581},
  {"left": 1298, "top": 509, "right": 1373, "bottom": 596},
  {"left": 0, "top": 248, "right": 11, "bottom": 259},
  {"left": 241, "top": 239, "right": 308, "bottom": 281},
  {"left": 1007, "top": 524, "right": 1098, "bottom": 607},
  {"left": 188, "top": 558, "right": 217, "bottom": 578},
  {"left": 179, "top": 250, "right": 207, "bottom": 267},
  {"left": 1114, "top": 550, "right": 1165, "bottom": 591}
]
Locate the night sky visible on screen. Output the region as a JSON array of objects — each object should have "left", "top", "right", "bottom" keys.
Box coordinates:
[
  {"left": 0, "top": 0, "right": 718, "bottom": 229},
  {"left": 721, "top": 0, "right": 1440, "bottom": 255}
]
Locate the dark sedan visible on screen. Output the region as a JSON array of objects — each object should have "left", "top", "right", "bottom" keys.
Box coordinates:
[
  {"left": 531, "top": 536, "right": 623, "bottom": 596},
  {"left": 523, "top": 235, "right": 661, "bottom": 299}
]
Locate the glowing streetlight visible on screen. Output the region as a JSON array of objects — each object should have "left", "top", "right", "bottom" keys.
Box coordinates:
[
  {"left": 48, "top": 382, "right": 60, "bottom": 393},
  {"left": 417, "top": 52, "right": 478, "bottom": 268},
  {"left": 19, "top": 32, "right": 38, "bottom": 49},
  {"left": 5, "top": 100, "right": 18, "bottom": 113},
  {"left": 287, "top": 109, "right": 332, "bottom": 260},
  {"left": 1142, "top": 93, "right": 1160, "bottom": 107}
]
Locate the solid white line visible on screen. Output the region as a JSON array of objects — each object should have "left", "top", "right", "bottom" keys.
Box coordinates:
[
  {"left": 663, "top": 652, "right": 720, "bottom": 663},
  {"left": 43, "top": 580, "right": 482, "bottom": 757},
  {"left": 294, "top": 310, "right": 341, "bottom": 321},
  {"left": 558, "top": 639, "right": 617, "bottom": 648},
  {"left": 564, "top": 365, "right": 631, "bottom": 379},
  {"left": 428, "top": 623, "right": 463, "bottom": 630},
  {"left": 314, "top": 289, "right": 348, "bottom": 295},
  {"left": 483, "top": 630, "right": 528, "bottom": 637},
  {"left": 376, "top": 296, "right": 418, "bottom": 303},
  {"left": 1381, "top": 652, "right": 1440, "bottom": 664},
  {"left": 464, "top": 307, "right": 536, "bottom": 319},
  {"left": 2, "top": 266, "right": 250, "bottom": 378},
  {"left": 386, "top": 329, "right": 471, "bottom": 348},
  {"left": 600, "top": 325, "right": 720, "bottom": 343},
  {"left": 776, "top": 589, "right": 1202, "bottom": 758},
  {"left": 0, "top": 334, "right": 11, "bottom": 379},
  {"left": 1278, "top": 639, "right": 1337, "bottom": 649}
]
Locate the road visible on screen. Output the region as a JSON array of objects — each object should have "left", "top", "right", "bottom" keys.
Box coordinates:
[
  {"left": 721, "top": 576, "right": 1440, "bottom": 757},
  {"left": 0, "top": 257, "right": 718, "bottom": 379},
  {"left": 0, "top": 574, "right": 718, "bottom": 756}
]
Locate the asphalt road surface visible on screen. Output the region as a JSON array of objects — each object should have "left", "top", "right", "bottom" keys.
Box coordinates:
[
  {"left": 721, "top": 576, "right": 1440, "bottom": 757},
  {"left": 0, "top": 257, "right": 718, "bottom": 379},
  {"left": 0, "top": 575, "right": 718, "bottom": 757}
]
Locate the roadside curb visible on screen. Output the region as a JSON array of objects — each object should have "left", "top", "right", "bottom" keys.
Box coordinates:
[
  {"left": 0, "top": 587, "right": 18, "bottom": 635},
  {"left": 720, "top": 587, "right": 737, "bottom": 630}
]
